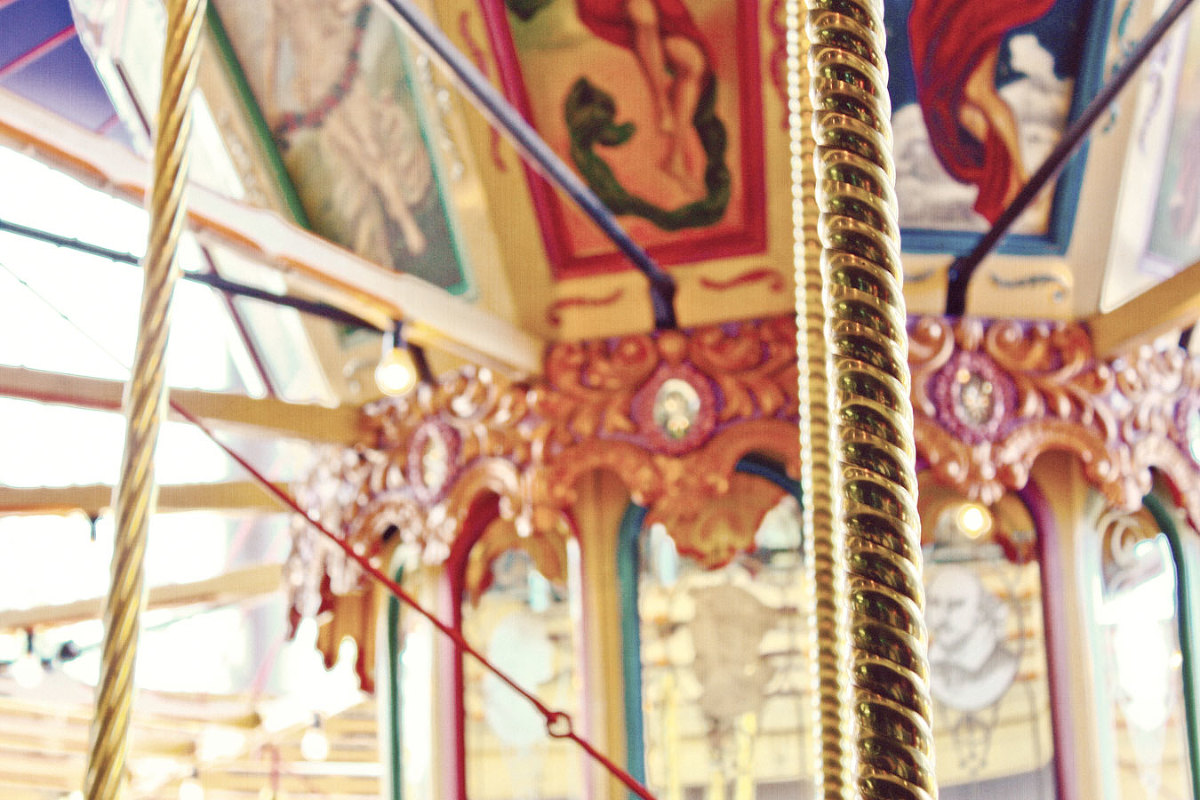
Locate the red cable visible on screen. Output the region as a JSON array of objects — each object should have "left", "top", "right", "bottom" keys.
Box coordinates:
[
  {"left": 169, "top": 400, "right": 659, "bottom": 800},
  {"left": 2, "top": 232, "right": 657, "bottom": 795}
]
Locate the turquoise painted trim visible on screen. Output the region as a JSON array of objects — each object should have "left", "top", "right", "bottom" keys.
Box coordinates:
[
  {"left": 616, "top": 457, "right": 802, "bottom": 798},
  {"left": 901, "top": 227, "right": 1071, "bottom": 256},
  {"left": 203, "top": 5, "right": 312, "bottom": 227},
  {"left": 386, "top": 566, "right": 404, "bottom": 800},
  {"left": 1143, "top": 492, "right": 1200, "bottom": 800},
  {"left": 618, "top": 503, "right": 649, "bottom": 791},
  {"left": 1049, "top": 0, "right": 1120, "bottom": 254},
  {"left": 735, "top": 452, "right": 802, "bottom": 501},
  {"left": 900, "top": 0, "right": 1118, "bottom": 257},
  {"left": 392, "top": 30, "right": 474, "bottom": 299}
]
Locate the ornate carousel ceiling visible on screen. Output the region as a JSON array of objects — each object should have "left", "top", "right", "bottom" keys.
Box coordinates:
[
  {"left": 3, "top": 0, "right": 1200, "bottom": 395},
  {"left": 2, "top": 1, "right": 1200, "bottom": 798}
]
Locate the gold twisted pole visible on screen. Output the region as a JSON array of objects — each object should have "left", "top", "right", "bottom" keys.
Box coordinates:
[
  {"left": 804, "top": 1, "right": 938, "bottom": 798},
  {"left": 84, "top": 0, "right": 207, "bottom": 797},
  {"left": 787, "top": 1, "right": 850, "bottom": 799}
]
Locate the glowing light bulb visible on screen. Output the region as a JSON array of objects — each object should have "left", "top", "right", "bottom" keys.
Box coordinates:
[
  {"left": 11, "top": 650, "right": 44, "bottom": 689},
  {"left": 955, "top": 503, "right": 992, "bottom": 539},
  {"left": 179, "top": 774, "right": 204, "bottom": 800},
  {"left": 375, "top": 347, "right": 418, "bottom": 396},
  {"left": 300, "top": 719, "right": 330, "bottom": 762}
]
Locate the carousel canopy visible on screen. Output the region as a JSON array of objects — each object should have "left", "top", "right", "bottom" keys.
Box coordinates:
[{"left": 1, "top": 0, "right": 1199, "bottom": 797}]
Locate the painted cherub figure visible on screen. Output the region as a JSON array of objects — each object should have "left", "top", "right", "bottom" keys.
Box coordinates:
[{"left": 264, "top": 0, "right": 430, "bottom": 262}]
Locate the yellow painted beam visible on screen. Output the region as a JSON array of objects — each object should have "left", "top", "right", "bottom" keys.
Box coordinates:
[
  {"left": 0, "top": 724, "right": 193, "bottom": 759},
  {"left": 0, "top": 481, "right": 286, "bottom": 517},
  {"left": 198, "top": 768, "right": 380, "bottom": 795},
  {"left": 0, "top": 365, "right": 361, "bottom": 444},
  {"left": 0, "top": 89, "right": 545, "bottom": 377},
  {"left": 1089, "top": 257, "right": 1200, "bottom": 358},
  {"left": 0, "top": 691, "right": 260, "bottom": 732},
  {"left": 0, "top": 563, "right": 282, "bottom": 631}
]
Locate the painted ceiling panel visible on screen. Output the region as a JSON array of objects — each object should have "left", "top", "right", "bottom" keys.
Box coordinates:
[
  {"left": 208, "top": 0, "right": 475, "bottom": 297},
  {"left": 2, "top": 38, "right": 120, "bottom": 132},
  {"left": 0, "top": 0, "right": 130, "bottom": 143},
  {"left": 479, "top": 0, "right": 767, "bottom": 276},
  {"left": 883, "top": 0, "right": 1110, "bottom": 255},
  {"left": 4, "top": 0, "right": 1200, "bottom": 340},
  {"left": 0, "top": 0, "right": 76, "bottom": 67}
]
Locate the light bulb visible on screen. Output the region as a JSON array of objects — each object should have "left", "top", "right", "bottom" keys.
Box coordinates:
[
  {"left": 375, "top": 347, "right": 418, "bottom": 396},
  {"left": 955, "top": 502, "right": 992, "bottom": 539},
  {"left": 11, "top": 650, "right": 44, "bottom": 689},
  {"left": 300, "top": 721, "right": 330, "bottom": 762},
  {"left": 179, "top": 774, "right": 204, "bottom": 800}
]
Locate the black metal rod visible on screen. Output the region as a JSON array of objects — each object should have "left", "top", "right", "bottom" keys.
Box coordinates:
[
  {"left": 185, "top": 271, "right": 384, "bottom": 331},
  {"left": 943, "top": 0, "right": 1198, "bottom": 316},
  {"left": 371, "top": 0, "right": 677, "bottom": 329},
  {"left": 0, "top": 216, "right": 383, "bottom": 331},
  {"left": 0, "top": 217, "right": 141, "bottom": 266},
  {"left": 390, "top": 319, "right": 436, "bottom": 383}
]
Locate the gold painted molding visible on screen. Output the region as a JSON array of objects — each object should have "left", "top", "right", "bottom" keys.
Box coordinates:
[{"left": 289, "top": 316, "right": 1200, "bottom": 688}]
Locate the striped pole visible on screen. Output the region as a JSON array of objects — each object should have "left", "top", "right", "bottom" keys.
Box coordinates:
[{"left": 805, "top": 1, "right": 938, "bottom": 797}]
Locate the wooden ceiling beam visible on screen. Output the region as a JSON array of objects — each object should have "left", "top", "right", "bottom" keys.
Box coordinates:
[
  {"left": 0, "top": 783, "right": 68, "bottom": 800},
  {"left": 0, "top": 481, "right": 287, "bottom": 517},
  {"left": 0, "top": 562, "right": 282, "bottom": 631},
  {"left": 0, "top": 89, "right": 544, "bottom": 377},
  {"left": 0, "top": 768, "right": 75, "bottom": 793},
  {"left": 0, "top": 365, "right": 361, "bottom": 444},
  {"left": 0, "top": 725, "right": 194, "bottom": 759},
  {"left": 1089, "top": 257, "right": 1200, "bottom": 358},
  {"left": 197, "top": 769, "right": 380, "bottom": 795}
]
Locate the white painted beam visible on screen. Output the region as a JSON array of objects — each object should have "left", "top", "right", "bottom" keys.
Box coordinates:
[
  {"left": 0, "top": 89, "right": 544, "bottom": 377},
  {"left": 0, "top": 563, "right": 283, "bottom": 631},
  {"left": 0, "top": 365, "right": 362, "bottom": 444}
]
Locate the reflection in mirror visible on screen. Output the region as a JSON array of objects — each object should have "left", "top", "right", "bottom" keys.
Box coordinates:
[
  {"left": 461, "top": 525, "right": 580, "bottom": 800},
  {"left": 631, "top": 470, "right": 809, "bottom": 799},
  {"left": 1086, "top": 490, "right": 1193, "bottom": 800},
  {"left": 395, "top": 570, "right": 436, "bottom": 800},
  {"left": 919, "top": 477, "right": 1057, "bottom": 799}
]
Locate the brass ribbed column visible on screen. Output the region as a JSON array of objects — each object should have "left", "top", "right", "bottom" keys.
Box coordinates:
[
  {"left": 787, "top": 1, "right": 850, "bottom": 798},
  {"left": 84, "top": 0, "right": 207, "bottom": 797},
  {"left": 805, "top": 1, "right": 938, "bottom": 798}
]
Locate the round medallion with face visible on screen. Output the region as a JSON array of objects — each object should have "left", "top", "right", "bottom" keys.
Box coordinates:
[
  {"left": 931, "top": 352, "right": 1015, "bottom": 444},
  {"left": 406, "top": 420, "right": 460, "bottom": 503},
  {"left": 632, "top": 365, "right": 718, "bottom": 455}
]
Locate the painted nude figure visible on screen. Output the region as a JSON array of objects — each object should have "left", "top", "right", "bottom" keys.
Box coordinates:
[
  {"left": 908, "top": 0, "right": 1055, "bottom": 223},
  {"left": 576, "top": 0, "right": 712, "bottom": 195}
]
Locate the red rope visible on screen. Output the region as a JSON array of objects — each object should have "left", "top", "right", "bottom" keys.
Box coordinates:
[
  {"left": 168, "top": 400, "right": 659, "bottom": 800},
  {"left": 0, "top": 234, "right": 657, "bottom": 796},
  {"left": 1, "top": 250, "right": 658, "bottom": 797}
]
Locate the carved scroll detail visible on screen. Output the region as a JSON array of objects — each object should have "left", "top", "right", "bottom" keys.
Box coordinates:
[{"left": 289, "top": 317, "right": 1200, "bottom": 690}]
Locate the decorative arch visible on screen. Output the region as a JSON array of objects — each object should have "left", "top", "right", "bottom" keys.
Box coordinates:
[
  {"left": 288, "top": 315, "right": 1200, "bottom": 690},
  {"left": 908, "top": 317, "right": 1200, "bottom": 522}
]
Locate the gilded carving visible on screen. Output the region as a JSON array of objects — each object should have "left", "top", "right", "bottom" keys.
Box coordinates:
[
  {"left": 463, "top": 519, "right": 569, "bottom": 606},
  {"left": 289, "top": 316, "right": 1200, "bottom": 688},
  {"left": 906, "top": 317, "right": 1200, "bottom": 516}
]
